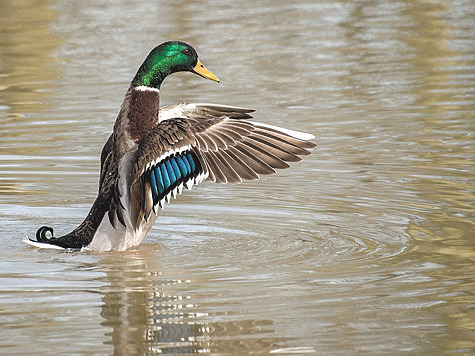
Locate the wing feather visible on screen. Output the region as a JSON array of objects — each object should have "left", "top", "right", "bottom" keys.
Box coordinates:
[
  {"left": 240, "top": 140, "right": 290, "bottom": 169},
  {"left": 222, "top": 149, "right": 259, "bottom": 181},
  {"left": 198, "top": 131, "right": 219, "bottom": 152},
  {"left": 253, "top": 126, "right": 315, "bottom": 150},
  {"left": 213, "top": 150, "right": 242, "bottom": 183},
  {"left": 205, "top": 151, "right": 228, "bottom": 183},
  {"left": 248, "top": 133, "right": 305, "bottom": 160},
  {"left": 228, "top": 145, "right": 276, "bottom": 175},
  {"left": 204, "top": 130, "right": 229, "bottom": 150}
]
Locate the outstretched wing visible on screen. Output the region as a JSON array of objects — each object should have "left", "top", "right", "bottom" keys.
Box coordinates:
[{"left": 129, "top": 104, "right": 316, "bottom": 228}]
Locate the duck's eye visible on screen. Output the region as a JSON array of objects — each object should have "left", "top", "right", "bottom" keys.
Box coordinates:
[{"left": 181, "top": 49, "right": 192, "bottom": 56}]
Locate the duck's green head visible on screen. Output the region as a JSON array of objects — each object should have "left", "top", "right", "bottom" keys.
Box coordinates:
[{"left": 131, "top": 41, "right": 220, "bottom": 89}]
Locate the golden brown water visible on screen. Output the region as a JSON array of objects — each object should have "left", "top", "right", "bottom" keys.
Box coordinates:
[{"left": 1, "top": 0, "right": 474, "bottom": 354}]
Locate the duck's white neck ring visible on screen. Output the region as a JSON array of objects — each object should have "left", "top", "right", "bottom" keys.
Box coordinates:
[{"left": 134, "top": 85, "right": 160, "bottom": 93}]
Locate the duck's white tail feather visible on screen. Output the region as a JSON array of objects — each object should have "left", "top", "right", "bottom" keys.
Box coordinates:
[{"left": 23, "top": 237, "right": 67, "bottom": 250}]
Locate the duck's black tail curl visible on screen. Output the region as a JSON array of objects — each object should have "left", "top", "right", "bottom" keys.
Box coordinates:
[
  {"left": 35, "top": 226, "right": 55, "bottom": 243},
  {"left": 28, "top": 226, "right": 86, "bottom": 250}
]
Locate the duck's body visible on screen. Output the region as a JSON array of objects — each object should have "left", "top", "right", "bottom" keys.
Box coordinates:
[{"left": 28, "top": 41, "right": 315, "bottom": 252}]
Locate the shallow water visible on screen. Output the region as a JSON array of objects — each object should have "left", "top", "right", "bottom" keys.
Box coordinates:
[{"left": 1, "top": 0, "right": 474, "bottom": 354}]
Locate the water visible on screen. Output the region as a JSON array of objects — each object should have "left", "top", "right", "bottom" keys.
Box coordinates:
[{"left": 1, "top": 0, "right": 474, "bottom": 354}]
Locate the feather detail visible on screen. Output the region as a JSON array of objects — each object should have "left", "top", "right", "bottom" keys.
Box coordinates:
[
  {"left": 229, "top": 145, "right": 276, "bottom": 175},
  {"left": 213, "top": 150, "right": 242, "bottom": 183}
]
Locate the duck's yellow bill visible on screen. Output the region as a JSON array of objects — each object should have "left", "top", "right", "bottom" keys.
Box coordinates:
[{"left": 193, "top": 59, "right": 220, "bottom": 82}]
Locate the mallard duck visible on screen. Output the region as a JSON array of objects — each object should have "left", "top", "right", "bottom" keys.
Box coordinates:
[{"left": 26, "top": 41, "right": 315, "bottom": 251}]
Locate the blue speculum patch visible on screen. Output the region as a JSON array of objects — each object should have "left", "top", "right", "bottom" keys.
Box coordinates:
[
  {"left": 176, "top": 156, "right": 188, "bottom": 175},
  {"left": 147, "top": 150, "right": 202, "bottom": 204}
]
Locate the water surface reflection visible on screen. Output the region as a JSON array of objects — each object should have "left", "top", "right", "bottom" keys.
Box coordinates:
[{"left": 98, "top": 252, "right": 291, "bottom": 354}]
